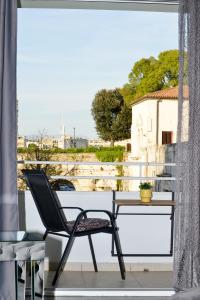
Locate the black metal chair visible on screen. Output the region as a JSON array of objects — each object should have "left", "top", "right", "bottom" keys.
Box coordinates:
[{"left": 22, "top": 169, "right": 126, "bottom": 286}]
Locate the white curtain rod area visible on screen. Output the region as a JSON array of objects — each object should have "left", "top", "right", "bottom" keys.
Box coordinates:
[{"left": 18, "top": 0, "right": 178, "bottom": 12}]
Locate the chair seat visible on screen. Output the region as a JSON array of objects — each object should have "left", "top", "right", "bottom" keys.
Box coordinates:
[{"left": 67, "top": 218, "right": 110, "bottom": 232}]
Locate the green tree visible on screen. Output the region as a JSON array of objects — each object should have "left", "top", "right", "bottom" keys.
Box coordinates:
[
  {"left": 121, "top": 50, "right": 179, "bottom": 104},
  {"left": 91, "top": 89, "right": 132, "bottom": 146}
]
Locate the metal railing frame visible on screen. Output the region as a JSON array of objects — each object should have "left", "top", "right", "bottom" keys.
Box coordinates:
[
  {"left": 17, "top": 160, "right": 176, "bottom": 182},
  {"left": 18, "top": 160, "right": 176, "bottom": 257}
]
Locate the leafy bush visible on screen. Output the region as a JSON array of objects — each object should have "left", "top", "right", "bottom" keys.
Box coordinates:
[
  {"left": 17, "top": 147, "right": 28, "bottom": 154},
  {"left": 95, "top": 150, "right": 124, "bottom": 162},
  {"left": 17, "top": 145, "right": 125, "bottom": 155},
  {"left": 139, "top": 182, "right": 153, "bottom": 190}
]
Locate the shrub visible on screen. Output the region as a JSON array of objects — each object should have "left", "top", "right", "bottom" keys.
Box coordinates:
[
  {"left": 95, "top": 150, "right": 124, "bottom": 162},
  {"left": 17, "top": 145, "right": 125, "bottom": 155},
  {"left": 139, "top": 182, "right": 153, "bottom": 190}
]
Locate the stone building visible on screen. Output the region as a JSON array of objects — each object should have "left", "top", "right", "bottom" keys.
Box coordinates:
[
  {"left": 131, "top": 86, "right": 179, "bottom": 159},
  {"left": 129, "top": 86, "right": 183, "bottom": 191}
]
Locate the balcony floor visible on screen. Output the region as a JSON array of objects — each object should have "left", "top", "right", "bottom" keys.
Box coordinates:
[
  {"left": 43, "top": 271, "right": 174, "bottom": 298},
  {"left": 46, "top": 298, "right": 170, "bottom": 300}
]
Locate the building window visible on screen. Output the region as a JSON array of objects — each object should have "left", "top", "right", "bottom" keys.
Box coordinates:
[{"left": 162, "top": 131, "right": 173, "bottom": 144}]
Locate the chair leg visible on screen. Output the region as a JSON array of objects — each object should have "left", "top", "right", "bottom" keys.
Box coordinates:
[
  {"left": 113, "top": 228, "right": 126, "bottom": 280},
  {"left": 43, "top": 230, "right": 48, "bottom": 240},
  {"left": 52, "top": 235, "right": 75, "bottom": 286},
  {"left": 88, "top": 235, "right": 98, "bottom": 272}
]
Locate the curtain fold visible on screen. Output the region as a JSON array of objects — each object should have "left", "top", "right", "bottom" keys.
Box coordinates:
[
  {"left": 0, "top": 1, "right": 18, "bottom": 299},
  {"left": 174, "top": 0, "right": 200, "bottom": 291},
  {"left": 0, "top": 0, "right": 18, "bottom": 230}
]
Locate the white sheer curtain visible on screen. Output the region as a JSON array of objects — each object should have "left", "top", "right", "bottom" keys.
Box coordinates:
[{"left": 174, "top": 0, "right": 200, "bottom": 292}]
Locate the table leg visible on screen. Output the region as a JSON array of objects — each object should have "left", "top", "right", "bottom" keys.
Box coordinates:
[
  {"left": 31, "top": 261, "right": 36, "bottom": 300},
  {"left": 32, "top": 260, "right": 44, "bottom": 299},
  {"left": 111, "top": 191, "right": 116, "bottom": 256},
  {"left": 116, "top": 205, "right": 120, "bottom": 218},
  {"left": 15, "top": 261, "right": 18, "bottom": 300},
  {"left": 24, "top": 261, "right": 31, "bottom": 300},
  {"left": 16, "top": 261, "right": 27, "bottom": 300},
  {"left": 170, "top": 205, "right": 175, "bottom": 255},
  {"left": 24, "top": 260, "right": 44, "bottom": 299}
]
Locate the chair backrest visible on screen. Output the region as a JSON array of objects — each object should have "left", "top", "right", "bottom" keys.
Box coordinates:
[{"left": 23, "top": 169, "right": 67, "bottom": 232}]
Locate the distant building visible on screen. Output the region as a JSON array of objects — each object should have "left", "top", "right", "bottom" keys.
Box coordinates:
[
  {"left": 128, "top": 86, "right": 186, "bottom": 191},
  {"left": 41, "top": 138, "right": 58, "bottom": 149},
  {"left": 130, "top": 86, "right": 181, "bottom": 158},
  {"left": 89, "top": 139, "right": 131, "bottom": 149},
  {"left": 58, "top": 136, "right": 73, "bottom": 149},
  {"left": 18, "top": 123, "right": 88, "bottom": 150},
  {"left": 58, "top": 125, "right": 88, "bottom": 149},
  {"left": 17, "top": 136, "right": 27, "bottom": 148},
  {"left": 74, "top": 138, "right": 88, "bottom": 148},
  {"left": 58, "top": 125, "right": 71, "bottom": 149},
  {"left": 89, "top": 139, "right": 110, "bottom": 148},
  {"left": 58, "top": 137, "right": 88, "bottom": 149}
]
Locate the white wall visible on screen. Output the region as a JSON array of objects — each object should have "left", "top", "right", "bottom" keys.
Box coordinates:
[
  {"left": 19, "top": 191, "right": 173, "bottom": 270},
  {"left": 158, "top": 100, "right": 178, "bottom": 144},
  {"left": 131, "top": 99, "right": 178, "bottom": 158},
  {"left": 131, "top": 100, "right": 157, "bottom": 157}
]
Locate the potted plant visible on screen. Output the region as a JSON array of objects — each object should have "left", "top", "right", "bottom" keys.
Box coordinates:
[{"left": 139, "top": 182, "right": 153, "bottom": 203}]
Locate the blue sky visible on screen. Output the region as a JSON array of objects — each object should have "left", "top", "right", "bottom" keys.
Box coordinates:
[{"left": 17, "top": 8, "right": 178, "bottom": 139}]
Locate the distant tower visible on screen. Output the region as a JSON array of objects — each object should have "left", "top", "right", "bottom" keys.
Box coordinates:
[
  {"left": 61, "top": 124, "right": 65, "bottom": 138},
  {"left": 58, "top": 114, "right": 66, "bottom": 149},
  {"left": 60, "top": 113, "right": 65, "bottom": 138}
]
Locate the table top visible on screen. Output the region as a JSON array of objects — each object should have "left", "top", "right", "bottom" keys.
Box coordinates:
[
  {"left": 114, "top": 200, "right": 175, "bottom": 207},
  {"left": 0, "top": 231, "right": 44, "bottom": 242}
]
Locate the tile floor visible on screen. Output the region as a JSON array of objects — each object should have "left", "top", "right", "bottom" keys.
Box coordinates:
[
  {"left": 43, "top": 295, "right": 172, "bottom": 299},
  {"left": 43, "top": 271, "right": 173, "bottom": 299},
  {"left": 45, "top": 271, "right": 173, "bottom": 289},
  {"left": 21, "top": 271, "right": 174, "bottom": 299}
]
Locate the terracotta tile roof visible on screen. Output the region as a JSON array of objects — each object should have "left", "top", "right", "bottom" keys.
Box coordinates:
[{"left": 132, "top": 86, "right": 188, "bottom": 105}]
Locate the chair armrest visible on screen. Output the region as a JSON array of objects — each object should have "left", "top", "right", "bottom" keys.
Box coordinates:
[
  {"left": 59, "top": 207, "right": 84, "bottom": 212},
  {"left": 81, "top": 209, "right": 114, "bottom": 220},
  {"left": 60, "top": 207, "right": 87, "bottom": 222},
  {"left": 69, "top": 209, "right": 115, "bottom": 234}
]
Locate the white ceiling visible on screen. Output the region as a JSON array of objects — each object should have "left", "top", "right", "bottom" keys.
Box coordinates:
[{"left": 18, "top": 0, "right": 178, "bottom": 13}]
